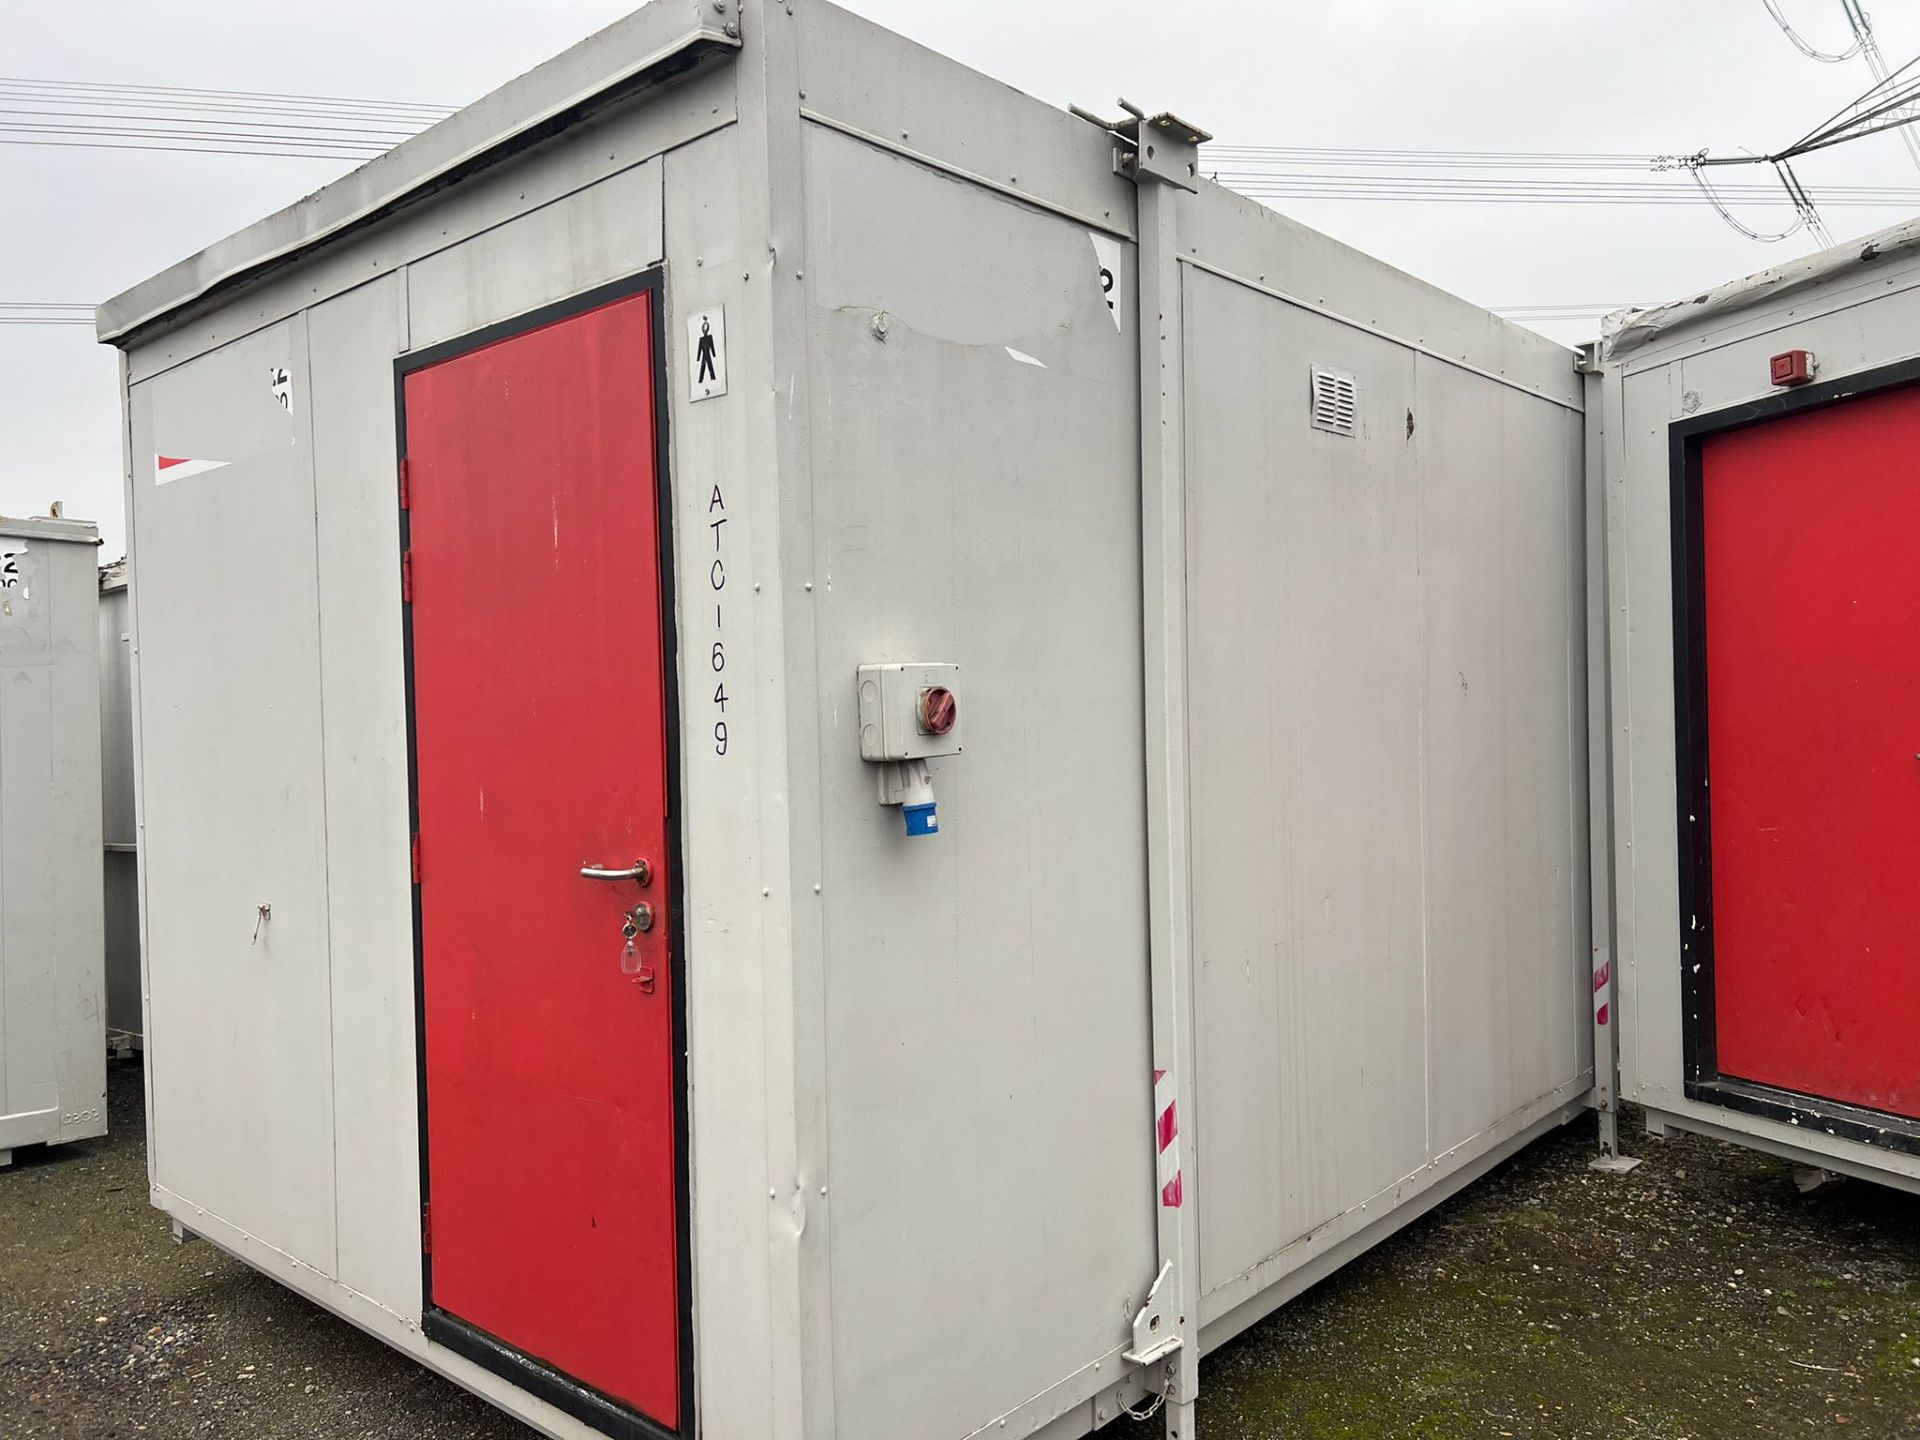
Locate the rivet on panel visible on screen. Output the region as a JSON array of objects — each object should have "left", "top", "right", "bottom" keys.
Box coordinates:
[{"left": 804, "top": 581, "right": 813, "bottom": 591}]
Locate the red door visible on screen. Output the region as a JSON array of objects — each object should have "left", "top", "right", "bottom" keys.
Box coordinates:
[
  {"left": 404, "top": 287, "right": 679, "bottom": 1425},
  {"left": 1701, "top": 384, "right": 1920, "bottom": 1121}
]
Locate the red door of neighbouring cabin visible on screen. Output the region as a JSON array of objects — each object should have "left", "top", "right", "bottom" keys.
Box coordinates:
[
  {"left": 404, "top": 287, "right": 679, "bottom": 1426},
  {"left": 1701, "top": 384, "right": 1920, "bottom": 1121}
]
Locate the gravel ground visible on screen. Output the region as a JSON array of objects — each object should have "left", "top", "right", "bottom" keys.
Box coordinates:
[
  {"left": 1, "top": 1060, "right": 521, "bottom": 1440},
  {"left": 5, "top": 1060, "right": 1920, "bottom": 1438}
]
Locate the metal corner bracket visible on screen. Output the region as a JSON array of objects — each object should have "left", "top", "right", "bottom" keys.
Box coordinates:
[
  {"left": 1068, "top": 98, "right": 1211, "bottom": 192},
  {"left": 1124, "top": 1260, "right": 1184, "bottom": 1367}
]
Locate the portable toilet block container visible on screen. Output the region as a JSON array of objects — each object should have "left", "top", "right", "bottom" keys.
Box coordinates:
[
  {"left": 97, "top": 4, "right": 1599, "bottom": 1437},
  {"left": 1596, "top": 221, "right": 1920, "bottom": 1195},
  {"left": 0, "top": 515, "right": 107, "bottom": 1167}
]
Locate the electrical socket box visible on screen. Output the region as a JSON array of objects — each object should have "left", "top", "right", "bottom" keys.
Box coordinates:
[{"left": 856, "top": 662, "right": 963, "bottom": 761}]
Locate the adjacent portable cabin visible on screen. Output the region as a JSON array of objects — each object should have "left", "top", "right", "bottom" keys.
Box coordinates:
[
  {"left": 97, "top": 3, "right": 1597, "bottom": 1437},
  {"left": 0, "top": 515, "right": 106, "bottom": 1167},
  {"left": 99, "top": 560, "right": 141, "bottom": 1050},
  {"left": 1598, "top": 220, "right": 1920, "bottom": 1195}
]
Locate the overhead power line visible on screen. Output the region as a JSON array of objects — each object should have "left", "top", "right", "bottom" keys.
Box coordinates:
[
  {"left": 1670, "top": 31, "right": 1920, "bottom": 244},
  {"left": 1762, "top": 0, "right": 1865, "bottom": 61},
  {"left": 1217, "top": 173, "right": 1920, "bottom": 206},
  {"left": 0, "top": 302, "right": 94, "bottom": 328},
  {"left": 1760, "top": 1, "right": 1920, "bottom": 173},
  {"left": 1208, "top": 145, "right": 1920, "bottom": 209},
  {"left": 0, "top": 75, "right": 452, "bottom": 117},
  {"left": 0, "top": 108, "right": 420, "bottom": 139},
  {"left": 0, "top": 75, "right": 449, "bottom": 160}
]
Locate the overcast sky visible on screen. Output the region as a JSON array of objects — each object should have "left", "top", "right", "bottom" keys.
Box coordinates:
[{"left": 6, "top": 0, "right": 1918, "bottom": 557}]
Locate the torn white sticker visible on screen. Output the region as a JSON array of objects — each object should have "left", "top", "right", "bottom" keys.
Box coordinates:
[
  {"left": 1090, "top": 232, "right": 1124, "bottom": 333},
  {"left": 1004, "top": 347, "right": 1047, "bottom": 369},
  {"left": 688, "top": 307, "right": 727, "bottom": 401},
  {"left": 269, "top": 365, "right": 294, "bottom": 414}
]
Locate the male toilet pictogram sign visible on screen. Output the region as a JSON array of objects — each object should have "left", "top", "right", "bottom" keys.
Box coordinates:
[{"left": 687, "top": 307, "right": 728, "bottom": 401}]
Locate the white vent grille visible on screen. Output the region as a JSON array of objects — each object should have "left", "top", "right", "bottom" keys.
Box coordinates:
[{"left": 1310, "top": 368, "right": 1358, "bottom": 436}]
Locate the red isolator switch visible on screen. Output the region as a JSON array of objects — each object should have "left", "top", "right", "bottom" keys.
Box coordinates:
[
  {"left": 920, "top": 685, "right": 958, "bottom": 737},
  {"left": 1770, "top": 350, "right": 1815, "bottom": 387}
]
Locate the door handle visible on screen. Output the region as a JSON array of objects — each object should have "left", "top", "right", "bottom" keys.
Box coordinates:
[{"left": 580, "top": 859, "right": 652, "bottom": 886}]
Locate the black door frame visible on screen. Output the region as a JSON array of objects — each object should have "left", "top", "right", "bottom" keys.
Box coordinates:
[
  {"left": 1668, "top": 353, "right": 1920, "bottom": 1157},
  {"left": 393, "top": 268, "right": 695, "bottom": 1439}
]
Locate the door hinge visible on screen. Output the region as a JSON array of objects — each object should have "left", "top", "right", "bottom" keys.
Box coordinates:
[
  {"left": 398, "top": 456, "right": 411, "bottom": 511},
  {"left": 401, "top": 550, "right": 413, "bottom": 602},
  {"left": 420, "top": 1202, "right": 431, "bottom": 1255},
  {"left": 410, "top": 833, "right": 422, "bottom": 884}
]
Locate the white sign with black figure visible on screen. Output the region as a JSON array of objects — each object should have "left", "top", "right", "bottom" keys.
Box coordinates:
[
  {"left": 687, "top": 307, "right": 727, "bottom": 401},
  {"left": 1089, "top": 232, "right": 1124, "bottom": 334}
]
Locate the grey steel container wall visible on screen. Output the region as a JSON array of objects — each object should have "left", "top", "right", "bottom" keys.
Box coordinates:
[
  {"left": 1174, "top": 185, "right": 1592, "bottom": 1345},
  {"left": 0, "top": 517, "right": 107, "bottom": 1161},
  {"left": 98, "top": 573, "right": 140, "bottom": 1044},
  {"left": 1599, "top": 223, "right": 1920, "bottom": 1193},
  {"left": 97, "top": 2, "right": 1595, "bottom": 1437}
]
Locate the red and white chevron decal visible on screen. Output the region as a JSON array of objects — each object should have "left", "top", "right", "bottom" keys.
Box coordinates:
[
  {"left": 1592, "top": 953, "right": 1612, "bottom": 1027},
  {"left": 1155, "top": 1067, "right": 1183, "bottom": 1207},
  {"left": 155, "top": 455, "right": 232, "bottom": 485}
]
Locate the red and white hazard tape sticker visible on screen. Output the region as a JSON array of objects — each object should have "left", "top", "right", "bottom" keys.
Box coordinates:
[
  {"left": 155, "top": 455, "right": 232, "bottom": 485},
  {"left": 1155, "top": 1068, "right": 1183, "bottom": 1207},
  {"left": 1592, "top": 955, "right": 1612, "bottom": 1027}
]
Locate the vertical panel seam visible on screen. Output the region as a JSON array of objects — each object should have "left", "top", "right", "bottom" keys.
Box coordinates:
[
  {"left": 1413, "top": 354, "right": 1434, "bottom": 1164},
  {"left": 302, "top": 312, "right": 345, "bottom": 1281}
]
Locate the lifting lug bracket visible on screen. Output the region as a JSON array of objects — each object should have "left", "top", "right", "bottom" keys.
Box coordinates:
[{"left": 1070, "top": 98, "right": 1211, "bottom": 193}]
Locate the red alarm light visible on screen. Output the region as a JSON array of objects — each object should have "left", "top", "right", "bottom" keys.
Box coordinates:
[{"left": 1769, "top": 350, "right": 1816, "bottom": 387}]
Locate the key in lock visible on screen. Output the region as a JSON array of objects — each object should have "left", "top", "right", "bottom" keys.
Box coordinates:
[{"left": 620, "top": 904, "right": 657, "bottom": 992}]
